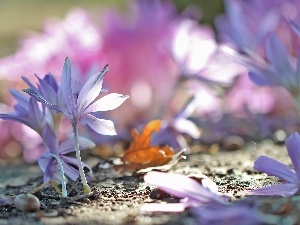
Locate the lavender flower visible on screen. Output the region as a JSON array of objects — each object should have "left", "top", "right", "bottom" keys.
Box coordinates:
[
  {"left": 24, "top": 58, "right": 128, "bottom": 135},
  {"left": 252, "top": 132, "right": 300, "bottom": 196},
  {"left": 24, "top": 58, "right": 129, "bottom": 193},
  {"left": 218, "top": 0, "right": 300, "bottom": 118},
  {"left": 141, "top": 172, "right": 271, "bottom": 224},
  {"left": 0, "top": 89, "right": 46, "bottom": 134},
  {"left": 222, "top": 33, "right": 298, "bottom": 90},
  {"left": 38, "top": 125, "right": 94, "bottom": 197},
  {"left": 141, "top": 171, "right": 226, "bottom": 212}
]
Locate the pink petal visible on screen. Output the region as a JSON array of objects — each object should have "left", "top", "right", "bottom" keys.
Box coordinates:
[{"left": 144, "top": 172, "right": 221, "bottom": 203}]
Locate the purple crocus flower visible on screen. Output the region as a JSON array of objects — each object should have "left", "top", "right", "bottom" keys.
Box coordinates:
[
  {"left": 252, "top": 132, "right": 300, "bottom": 196},
  {"left": 0, "top": 89, "right": 46, "bottom": 134},
  {"left": 38, "top": 125, "right": 95, "bottom": 197},
  {"left": 141, "top": 171, "right": 226, "bottom": 212},
  {"left": 24, "top": 58, "right": 129, "bottom": 135},
  {"left": 24, "top": 58, "right": 129, "bottom": 193},
  {"left": 142, "top": 172, "right": 272, "bottom": 224},
  {"left": 222, "top": 33, "right": 299, "bottom": 92}
]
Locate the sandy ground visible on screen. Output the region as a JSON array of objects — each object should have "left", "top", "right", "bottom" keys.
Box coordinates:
[{"left": 0, "top": 140, "right": 298, "bottom": 225}]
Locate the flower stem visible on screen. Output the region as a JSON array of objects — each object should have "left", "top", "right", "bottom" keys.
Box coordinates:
[
  {"left": 72, "top": 122, "right": 91, "bottom": 193},
  {"left": 52, "top": 154, "right": 67, "bottom": 197}
]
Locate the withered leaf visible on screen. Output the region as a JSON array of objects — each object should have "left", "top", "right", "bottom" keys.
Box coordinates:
[{"left": 115, "top": 120, "right": 184, "bottom": 172}]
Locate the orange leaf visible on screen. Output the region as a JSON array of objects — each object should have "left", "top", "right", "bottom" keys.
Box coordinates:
[{"left": 115, "top": 120, "right": 180, "bottom": 172}]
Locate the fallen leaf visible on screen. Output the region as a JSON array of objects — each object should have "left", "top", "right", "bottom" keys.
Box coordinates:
[{"left": 115, "top": 120, "right": 184, "bottom": 172}]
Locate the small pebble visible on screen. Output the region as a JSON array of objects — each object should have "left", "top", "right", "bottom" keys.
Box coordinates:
[
  {"left": 222, "top": 135, "right": 244, "bottom": 151},
  {"left": 14, "top": 193, "right": 40, "bottom": 212}
]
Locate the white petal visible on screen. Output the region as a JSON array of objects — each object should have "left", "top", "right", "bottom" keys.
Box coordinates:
[
  {"left": 83, "top": 114, "right": 116, "bottom": 135},
  {"left": 86, "top": 93, "right": 129, "bottom": 113},
  {"left": 77, "top": 65, "right": 108, "bottom": 113}
]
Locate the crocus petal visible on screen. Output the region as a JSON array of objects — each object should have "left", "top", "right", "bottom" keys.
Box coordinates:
[
  {"left": 36, "top": 75, "right": 59, "bottom": 104},
  {"left": 42, "top": 124, "right": 57, "bottom": 154},
  {"left": 0, "top": 114, "right": 33, "bottom": 130},
  {"left": 61, "top": 58, "right": 75, "bottom": 113},
  {"left": 221, "top": 46, "right": 275, "bottom": 86},
  {"left": 77, "top": 65, "right": 108, "bottom": 113},
  {"left": 140, "top": 203, "right": 187, "bottom": 212},
  {"left": 21, "top": 76, "right": 39, "bottom": 91},
  {"left": 85, "top": 93, "right": 129, "bottom": 113},
  {"left": 251, "top": 183, "right": 299, "bottom": 197},
  {"left": 83, "top": 114, "right": 116, "bottom": 135},
  {"left": 285, "top": 132, "right": 300, "bottom": 178},
  {"left": 10, "top": 89, "right": 29, "bottom": 110},
  {"left": 23, "top": 88, "right": 69, "bottom": 116},
  {"left": 61, "top": 156, "right": 93, "bottom": 181},
  {"left": 288, "top": 18, "right": 300, "bottom": 37},
  {"left": 265, "top": 34, "right": 295, "bottom": 87},
  {"left": 57, "top": 137, "right": 95, "bottom": 154},
  {"left": 144, "top": 172, "right": 221, "bottom": 203},
  {"left": 254, "top": 156, "right": 298, "bottom": 183},
  {"left": 44, "top": 73, "right": 59, "bottom": 93},
  {"left": 173, "top": 117, "right": 201, "bottom": 139},
  {"left": 38, "top": 153, "right": 55, "bottom": 183},
  {"left": 224, "top": 0, "right": 248, "bottom": 49},
  {"left": 28, "top": 98, "right": 45, "bottom": 131},
  {"left": 248, "top": 70, "right": 277, "bottom": 86}
]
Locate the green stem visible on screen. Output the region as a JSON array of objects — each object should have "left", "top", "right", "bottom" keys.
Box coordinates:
[{"left": 72, "top": 122, "right": 91, "bottom": 193}]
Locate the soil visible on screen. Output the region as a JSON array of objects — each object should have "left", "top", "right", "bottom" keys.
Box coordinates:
[{"left": 0, "top": 140, "right": 299, "bottom": 225}]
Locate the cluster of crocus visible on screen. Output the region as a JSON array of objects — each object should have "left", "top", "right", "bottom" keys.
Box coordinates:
[
  {"left": 141, "top": 131, "right": 300, "bottom": 222},
  {"left": 0, "top": 0, "right": 252, "bottom": 161},
  {"left": 0, "top": 58, "right": 128, "bottom": 195},
  {"left": 219, "top": 0, "right": 300, "bottom": 116},
  {"left": 1, "top": 0, "right": 300, "bottom": 163}
]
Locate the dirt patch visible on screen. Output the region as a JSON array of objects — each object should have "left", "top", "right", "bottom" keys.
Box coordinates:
[{"left": 0, "top": 140, "right": 298, "bottom": 225}]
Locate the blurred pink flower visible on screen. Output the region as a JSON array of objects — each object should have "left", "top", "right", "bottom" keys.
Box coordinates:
[
  {"left": 98, "top": 0, "right": 179, "bottom": 127},
  {"left": 224, "top": 74, "right": 296, "bottom": 116},
  {"left": 0, "top": 8, "right": 102, "bottom": 80}
]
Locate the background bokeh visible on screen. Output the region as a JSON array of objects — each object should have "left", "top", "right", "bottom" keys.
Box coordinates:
[
  {"left": 2, "top": 0, "right": 298, "bottom": 164},
  {"left": 0, "top": 0, "right": 224, "bottom": 57}
]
